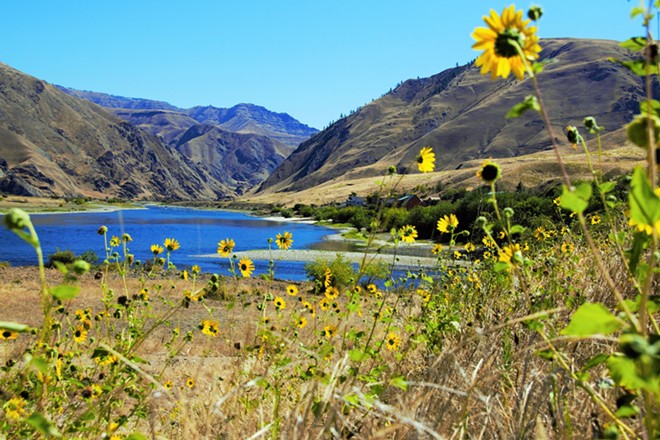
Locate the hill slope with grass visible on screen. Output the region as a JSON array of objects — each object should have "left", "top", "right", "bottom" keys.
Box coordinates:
[{"left": 257, "top": 38, "right": 646, "bottom": 197}]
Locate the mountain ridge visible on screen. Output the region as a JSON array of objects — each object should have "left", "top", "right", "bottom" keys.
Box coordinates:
[{"left": 256, "top": 38, "right": 646, "bottom": 196}]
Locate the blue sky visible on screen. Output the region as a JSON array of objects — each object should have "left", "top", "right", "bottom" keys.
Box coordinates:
[{"left": 0, "top": 1, "right": 647, "bottom": 129}]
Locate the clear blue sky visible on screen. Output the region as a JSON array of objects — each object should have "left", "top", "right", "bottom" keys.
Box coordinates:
[{"left": 0, "top": 1, "right": 647, "bottom": 129}]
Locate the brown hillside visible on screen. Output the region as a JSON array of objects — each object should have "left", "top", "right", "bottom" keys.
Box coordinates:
[
  {"left": 256, "top": 39, "right": 646, "bottom": 198},
  {"left": 0, "top": 63, "right": 231, "bottom": 200}
]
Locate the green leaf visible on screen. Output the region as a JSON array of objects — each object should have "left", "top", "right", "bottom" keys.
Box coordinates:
[
  {"left": 561, "top": 302, "right": 622, "bottom": 336},
  {"left": 493, "top": 262, "right": 510, "bottom": 273},
  {"left": 0, "top": 321, "right": 30, "bottom": 333},
  {"left": 629, "top": 166, "right": 660, "bottom": 232},
  {"left": 31, "top": 356, "right": 49, "bottom": 374},
  {"left": 631, "top": 7, "right": 645, "bottom": 18},
  {"left": 610, "top": 58, "right": 659, "bottom": 76},
  {"left": 560, "top": 183, "right": 592, "bottom": 214},
  {"left": 599, "top": 181, "right": 616, "bottom": 194},
  {"left": 615, "top": 404, "right": 640, "bottom": 418},
  {"left": 126, "top": 434, "right": 149, "bottom": 440},
  {"left": 581, "top": 353, "right": 610, "bottom": 371},
  {"left": 628, "top": 231, "right": 651, "bottom": 275},
  {"left": 620, "top": 37, "right": 647, "bottom": 52},
  {"left": 509, "top": 225, "right": 526, "bottom": 235},
  {"left": 50, "top": 285, "right": 80, "bottom": 300},
  {"left": 344, "top": 394, "right": 360, "bottom": 406},
  {"left": 26, "top": 413, "right": 61, "bottom": 437},
  {"left": 506, "top": 95, "right": 540, "bottom": 119},
  {"left": 389, "top": 375, "right": 408, "bottom": 391},
  {"left": 640, "top": 99, "right": 660, "bottom": 117},
  {"left": 608, "top": 355, "right": 647, "bottom": 390}
]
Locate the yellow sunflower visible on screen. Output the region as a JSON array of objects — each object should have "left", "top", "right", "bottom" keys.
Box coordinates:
[
  {"left": 186, "top": 377, "right": 195, "bottom": 389},
  {"left": 385, "top": 332, "right": 402, "bottom": 351},
  {"left": 0, "top": 329, "right": 18, "bottom": 340},
  {"left": 324, "top": 286, "right": 339, "bottom": 300},
  {"left": 274, "top": 296, "right": 286, "bottom": 311},
  {"left": 366, "top": 284, "right": 378, "bottom": 295},
  {"left": 323, "top": 325, "right": 337, "bottom": 339},
  {"left": 416, "top": 147, "right": 436, "bottom": 173},
  {"left": 275, "top": 231, "right": 293, "bottom": 250},
  {"left": 472, "top": 5, "right": 541, "bottom": 80},
  {"left": 431, "top": 243, "right": 443, "bottom": 255},
  {"left": 319, "top": 297, "right": 331, "bottom": 311},
  {"left": 238, "top": 258, "right": 255, "bottom": 277},
  {"left": 398, "top": 225, "right": 418, "bottom": 243},
  {"left": 437, "top": 214, "right": 459, "bottom": 233},
  {"left": 150, "top": 244, "right": 164, "bottom": 255},
  {"left": 476, "top": 160, "right": 502, "bottom": 184},
  {"left": 324, "top": 268, "right": 333, "bottom": 288},
  {"left": 73, "top": 326, "right": 87, "bottom": 343},
  {"left": 164, "top": 238, "right": 180, "bottom": 252},
  {"left": 286, "top": 284, "right": 298, "bottom": 296},
  {"left": 296, "top": 316, "right": 308, "bottom": 329},
  {"left": 217, "top": 238, "right": 235, "bottom": 257},
  {"left": 200, "top": 319, "right": 219, "bottom": 337}
]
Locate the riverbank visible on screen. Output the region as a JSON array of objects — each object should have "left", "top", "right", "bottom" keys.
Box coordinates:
[{"left": 0, "top": 195, "right": 142, "bottom": 214}]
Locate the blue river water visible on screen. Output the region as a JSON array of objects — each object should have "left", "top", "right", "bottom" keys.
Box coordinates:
[{"left": 0, "top": 205, "right": 344, "bottom": 281}]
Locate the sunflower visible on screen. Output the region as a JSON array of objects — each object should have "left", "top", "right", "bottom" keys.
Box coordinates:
[
  {"left": 296, "top": 316, "right": 308, "bottom": 329},
  {"left": 109, "top": 236, "right": 121, "bottom": 247},
  {"left": 186, "top": 377, "right": 195, "bottom": 389},
  {"left": 319, "top": 297, "right": 331, "bottom": 311},
  {"left": 73, "top": 326, "right": 87, "bottom": 343},
  {"left": 122, "top": 233, "right": 133, "bottom": 243},
  {"left": 498, "top": 243, "right": 521, "bottom": 265},
  {"left": 366, "top": 284, "right": 378, "bottom": 295},
  {"left": 324, "top": 268, "right": 332, "bottom": 288},
  {"left": 431, "top": 244, "right": 443, "bottom": 255},
  {"left": 302, "top": 301, "right": 317, "bottom": 318},
  {"left": 323, "top": 325, "right": 337, "bottom": 339},
  {"left": 164, "top": 238, "right": 180, "bottom": 252},
  {"left": 150, "top": 244, "right": 164, "bottom": 255},
  {"left": 275, "top": 231, "right": 293, "bottom": 250},
  {"left": 591, "top": 215, "right": 601, "bottom": 225},
  {"left": 437, "top": 214, "right": 459, "bottom": 233},
  {"left": 398, "top": 225, "right": 418, "bottom": 243},
  {"left": 561, "top": 242, "right": 574, "bottom": 254},
  {"left": 476, "top": 160, "right": 502, "bottom": 184},
  {"left": 274, "top": 296, "right": 286, "bottom": 311},
  {"left": 472, "top": 5, "right": 541, "bottom": 80},
  {"left": 163, "top": 380, "right": 174, "bottom": 390},
  {"left": 416, "top": 147, "right": 436, "bottom": 173},
  {"left": 385, "top": 332, "right": 402, "bottom": 351},
  {"left": 191, "top": 265, "right": 201, "bottom": 275},
  {"left": 0, "top": 329, "right": 18, "bottom": 340},
  {"left": 464, "top": 242, "right": 475, "bottom": 252},
  {"left": 324, "top": 286, "right": 339, "bottom": 300},
  {"left": 200, "top": 319, "right": 219, "bottom": 337},
  {"left": 3, "top": 396, "right": 27, "bottom": 420},
  {"left": 286, "top": 285, "right": 298, "bottom": 296},
  {"left": 238, "top": 258, "right": 255, "bottom": 277},
  {"left": 139, "top": 288, "right": 149, "bottom": 301},
  {"left": 217, "top": 238, "right": 235, "bottom": 257}
]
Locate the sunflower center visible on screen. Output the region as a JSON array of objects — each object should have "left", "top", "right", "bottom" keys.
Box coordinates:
[
  {"left": 494, "top": 28, "right": 524, "bottom": 58},
  {"left": 481, "top": 164, "right": 500, "bottom": 182}
]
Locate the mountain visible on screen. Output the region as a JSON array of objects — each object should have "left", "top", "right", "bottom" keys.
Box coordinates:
[
  {"left": 57, "top": 88, "right": 318, "bottom": 149},
  {"left": 257, "top": 38, "right": 647, "bottom": 195},
  {"left": 0, "top": 64, "right": 290, "bottom": 200}
]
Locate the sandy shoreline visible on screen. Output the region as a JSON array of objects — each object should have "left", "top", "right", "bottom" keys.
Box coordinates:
[{"left": 195, "top": 248, "right": 439, "bottom": 267}]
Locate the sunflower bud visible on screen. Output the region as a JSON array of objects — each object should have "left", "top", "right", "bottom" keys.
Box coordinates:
[
  {"left": 565, "top": 126, "right": 579, "bottom": 146},
  {"left": 503, "top": 207, "right": 514, "bottom": 219},
  {"left": 97, "top": 225, "right": 108, "bottom": 235},
  {"left": 475, "top": 216, "right": 488, "bottom": 228},
  {"left": 4, "top": 208, "right": 30, "bottom": 232},
  {"left": 387, "top": 165, "right": 397, "bottom": 175},
  {"left": 527, "top": 5, "right": 543, "bottom": 21},
  {"left": 583, "top": 117, "right": 601, "bottom": 133}
]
